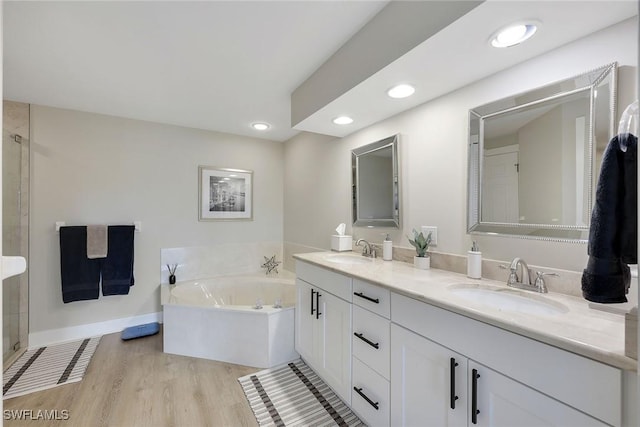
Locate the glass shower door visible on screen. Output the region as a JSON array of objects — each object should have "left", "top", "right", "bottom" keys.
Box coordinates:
[{"left": 3, "top": 100, "right": 29, "bottom": 365}]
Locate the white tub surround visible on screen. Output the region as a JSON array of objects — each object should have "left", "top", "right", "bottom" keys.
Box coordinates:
[
  {"left": 160, "top": 242, "right": 283, "bottom": 285},
  {"left": 162, "top": 272, "right": 298, "bottom": 369}
]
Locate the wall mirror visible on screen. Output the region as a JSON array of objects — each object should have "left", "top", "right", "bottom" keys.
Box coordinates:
[
  {"left": 352, "top": 134, "right": 400, "bottom": 228},
  {"left": 468, "top": 63, "right": 617, "bottom": 241}
]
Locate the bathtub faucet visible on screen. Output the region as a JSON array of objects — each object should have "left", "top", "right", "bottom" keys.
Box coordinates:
[{"left": 261, "top": 255, "right": 281, "bottom": 275}]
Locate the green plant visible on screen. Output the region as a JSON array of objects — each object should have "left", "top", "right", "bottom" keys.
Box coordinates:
[{"left": 407, "top": 229, "right": 432, "bottom": 257}]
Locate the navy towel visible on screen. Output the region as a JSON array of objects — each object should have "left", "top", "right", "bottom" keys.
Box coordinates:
[
  {"left": 60, "top": 226, "right": 101, "bottom": 303},
  {"left": 582, "top": 133, "right": 637, "bottom": 303},
  {"left": 102, "top": 225, "right": 135, "bottom": 296}
]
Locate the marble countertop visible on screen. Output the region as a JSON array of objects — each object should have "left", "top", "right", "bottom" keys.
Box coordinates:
[{"left": 293, "top": 251, "right": 637, "bottom": 371}]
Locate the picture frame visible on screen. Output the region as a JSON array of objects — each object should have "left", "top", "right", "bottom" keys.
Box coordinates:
[{"left": 198, "top": 166, "right": 253, "bottom": 221}]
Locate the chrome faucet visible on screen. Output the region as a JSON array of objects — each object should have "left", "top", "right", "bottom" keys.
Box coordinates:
[
  {"left": 355, "top": 239, "right": 376, "bottom": 258},
  {"left": 532, "top": 271, "right": 559, "bottom": 293},
  {"left": 501, "top": 257, "right": 557, "bottom": 293},
  {"left": 508, "top": 257, "right": 532, "bottom": 287}
]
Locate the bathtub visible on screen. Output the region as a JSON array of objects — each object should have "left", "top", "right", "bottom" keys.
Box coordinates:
[{"left": 162, "top": 274, "right": 299, "bottom": 368}]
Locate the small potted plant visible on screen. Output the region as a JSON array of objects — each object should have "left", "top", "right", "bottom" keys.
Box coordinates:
[{"left": 407, "top": 229, "right": 432, "bottom": 270}]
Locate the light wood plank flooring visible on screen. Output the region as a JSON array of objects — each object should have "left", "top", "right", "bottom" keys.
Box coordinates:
[{"left": 4, "top": 331, "right": 260, "bottom": 427}]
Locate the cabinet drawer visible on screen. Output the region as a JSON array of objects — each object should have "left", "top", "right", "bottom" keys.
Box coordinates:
[
  {"left": 296, "top": 261, "right": 352, "bottom": 301},
  {"left": 353, "top": 305, "right": 390, "bottom": 379},
  {"left": 353, "top": 279, "right": 390, "bottom": 318},
  {"left": 352, "top": 356, "right": 390, "bottom": 427}
]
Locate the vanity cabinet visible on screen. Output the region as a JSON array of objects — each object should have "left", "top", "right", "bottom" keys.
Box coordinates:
[
  {"left": 295, "top": 280, "right": 319, "bottom": 362},
  {"left": 391, "top": 324, "right": 467, "bottom": 427},
  {"left": 295, "top": 262, "right": 352, "bottom": 404},
  {"left": 391, "top": 324, "right": 606, "bottom": 427},
  {"left": 351, "top": 279, "right": 391, "bottom": 427},
  {"left": 391, "top": 292, "right": 620, "bottom": 427},
  {"left": 468, "top": 360, "right": 607, "bottom": 427},
  {"left": 294, "top": 258, "right": 624, "bottom": 427}
]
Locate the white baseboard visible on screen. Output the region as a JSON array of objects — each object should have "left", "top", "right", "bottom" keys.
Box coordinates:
[{"left": 28, "top": 312, "right": 163, "bottom": 349}]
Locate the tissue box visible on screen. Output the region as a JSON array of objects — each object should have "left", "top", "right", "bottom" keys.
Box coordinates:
[{"left": 331, "top": 235, "right": 352, "bottom": 252}]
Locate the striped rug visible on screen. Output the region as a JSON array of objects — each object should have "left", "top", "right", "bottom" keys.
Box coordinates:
[
  {"left": 3, "top": 337, "right": 101, "bottom": 400},
  {"left": 239, "top": 359, "right": 364, "bottom": 427}
]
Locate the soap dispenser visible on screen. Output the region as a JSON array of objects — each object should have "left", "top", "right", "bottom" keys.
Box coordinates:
[
  {"left": 383, "top": 234, "right": 393, "bottom": 261},
  {"left": 467, "top": 241, "right": 482, "bottom": 279}
]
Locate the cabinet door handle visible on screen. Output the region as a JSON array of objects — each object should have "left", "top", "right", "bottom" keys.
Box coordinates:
[
  {"left": 353, "top": 387, "right": 379, "bottom": 410},
  {"left": 310, "top": 289, "right": 315, "bottom": 316},
  {"left": 354, "top": 332, "right": 379, "bottom": 349},
  {"left": 471, "top": 368, "right": 480, "bottom": 424},
  {"left": 353, "top": 291, "right": 379, "bottom": 304},
  {"left": 315, "top": 292, "right": 321, "bottom": 319},
  {"left": 450, "top": 357, "right": 459, "bottom": 410}
]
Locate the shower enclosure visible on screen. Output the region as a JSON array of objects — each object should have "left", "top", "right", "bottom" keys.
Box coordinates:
[{"left": 3, "top": 101, "right": 30, "bottom": 366}]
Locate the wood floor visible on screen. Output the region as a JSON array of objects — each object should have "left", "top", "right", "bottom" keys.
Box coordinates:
[{"left": 4, "top": 331, "right": 260, "bottom": 427}]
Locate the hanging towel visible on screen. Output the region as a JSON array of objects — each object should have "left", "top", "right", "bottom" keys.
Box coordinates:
[
  {"left": 101, "top": 225, "right": 135, "bottom": 296},
  {"left": 87, "top": 225, "right": 108, "bottom": 259},
  {"left": 582, "top": 133, "right": 637, "bottom": 303},
  {"left": 60, "top": 226, "right": 101, "bottom": 303}
]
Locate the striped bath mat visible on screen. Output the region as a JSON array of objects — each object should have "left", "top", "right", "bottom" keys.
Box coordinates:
[
  {"left": 239, "top": 359, "right": 364, "bottom": 427},
  {"left": 3, "top": 337, "right": 101, "bottom": 399}
]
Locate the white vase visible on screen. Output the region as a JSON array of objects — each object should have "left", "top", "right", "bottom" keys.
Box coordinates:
[{"left": 414, "top": 256, "right": 430, "bottom": 270}]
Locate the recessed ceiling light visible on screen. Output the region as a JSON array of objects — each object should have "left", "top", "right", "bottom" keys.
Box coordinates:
[
  {"left": 490, "top": 22, "right": 538, "bottom": 48},
  {"left": 333, "top": 116, "right": 354, "bottom": 125},
  {"left": 387, "top": 84, "right": 415, "bottom": 99},
  {"left": 251, "top": 122, "right": 270, "bottom": 131}
]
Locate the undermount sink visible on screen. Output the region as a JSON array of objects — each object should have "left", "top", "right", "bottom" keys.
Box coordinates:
[
  {"left": 447, "top": 284, "right": 569, "bottom": 316},
  {"left": 325, "top": 254, "right": 373, "bottom": 265}
]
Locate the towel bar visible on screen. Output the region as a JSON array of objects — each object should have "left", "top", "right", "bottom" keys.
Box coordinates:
[{"left": 55, "top": 221, "right": 141, "bottom": 232}]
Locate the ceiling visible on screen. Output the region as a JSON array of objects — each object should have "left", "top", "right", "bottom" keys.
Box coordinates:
[
  {"left": 3, "top": 1, "right": 638, "bottom": 143},
  {"left": 294, "top": 0, "right": 638, "bottom": 137},
  {"left": 3, "top": 1, "right": 387, "bottom": 142}
]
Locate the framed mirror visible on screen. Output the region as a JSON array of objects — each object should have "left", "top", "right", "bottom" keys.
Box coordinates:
[
  {"left": 468, "top": 63, "right": 617, "bottom": 242},
  {"left": 352, "top": 134, "right": 400, "bottom": 228}
]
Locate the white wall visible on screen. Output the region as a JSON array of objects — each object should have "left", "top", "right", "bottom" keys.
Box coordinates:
[
  {"left": 30, "top": 106, "right": 283, "bottom": 333},
  {"left": 283, "top": 18, "right": 638, "bottom": 273},
  {"left": 283, "top": 131, "right": 343, "bottom": 252}
]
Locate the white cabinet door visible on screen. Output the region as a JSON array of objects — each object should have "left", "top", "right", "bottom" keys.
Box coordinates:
[
  {"left": 295, "top": 279, "right": 319, "bottom": 363},
  {"left": 468, "top": 360, "right": 607, "bottom": 427},
  {"left": 390, "top": 324, "right": 467, "bottom": 427},
  {"left": 318, "top": 289, "right": 352, "bottom": 404}
]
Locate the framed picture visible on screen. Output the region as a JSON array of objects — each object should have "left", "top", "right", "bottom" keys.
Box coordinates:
[{"left": 199, "top": 166, "right": 253, "bottom": 221}]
